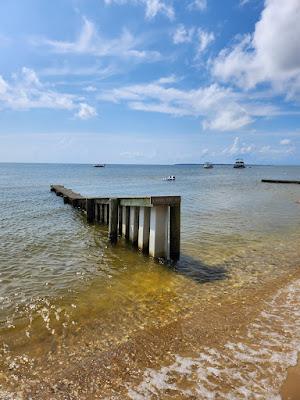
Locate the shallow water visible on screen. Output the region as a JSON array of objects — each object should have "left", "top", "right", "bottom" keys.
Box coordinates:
[{"left": 0, "top": 163, "right": 300, "bottom": 398}]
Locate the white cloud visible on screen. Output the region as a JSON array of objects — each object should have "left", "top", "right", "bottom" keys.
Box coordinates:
[
  {"left": 259, "top": 145, "right": 295, "bottom": 155},
  {"left": 188, "top": 0, "right": 207, "bottom": 11},
  {"left": 280, "top": 138, "right": 291, "bottom": 145},
  {"left": 98, "top": 78, "right": 282, "bottom": 131},
  {"left": 197, "top": 29, "right": 215, "bottom": 54},
  {"left": 40, "top": 64, "right": 117, "bottom": 78},
  {"left": 76, "top": 103, "right": 97, "bottom": 119},
  {"left": 173, "top": 25, "right": 194, "bottom": 44},
  {"left": 222, "top": 136, "right": 296, "bottom": 159},
  {"left": 203, "top": 110, "right": 252, "bottom": 131},
  {"left": 212, "top": 0, "right": 300, "bottom": 98},
  {"left": 85, "top": 85, "right": 97, "bottom": 92},
  {"left": 41, "top": 17, "right": 161, "bottom": 61},
  {"left": 104, "top": 0, "right": 174, "bottom": 20},
  {"left": 222, "top": 136, "right": 255, "bottom": 156},
  {"left": 0, "top": 68, "right": 96, "bottom": 119},
  {"left": 173, "top": 25, "right": 214, "bottom": 58}
]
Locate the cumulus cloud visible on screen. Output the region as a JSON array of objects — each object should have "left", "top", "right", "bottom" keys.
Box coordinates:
[
  {"left": 0, "top": 67, "right": 96, "bottom": 119},
  {"left": 212, "top": 0, "right": 300, "bottom": 98},
  {"left": 40, "top": 17, "right": 161, "bottom": 61},
  {"left": 98, "top": 78, "right": 284, "bottom": 131},
  {"left": 104, "top": 0, "right": 174, "bottom": 20}
]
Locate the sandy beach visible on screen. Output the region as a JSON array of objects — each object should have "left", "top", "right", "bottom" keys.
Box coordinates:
[{"left": 281, "top": 356, "right": 300, "bottom": 400}]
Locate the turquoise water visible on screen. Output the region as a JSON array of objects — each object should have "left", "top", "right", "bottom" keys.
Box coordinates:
[{"left": 0, "top": 163, "right": 300, "bottom": 398}]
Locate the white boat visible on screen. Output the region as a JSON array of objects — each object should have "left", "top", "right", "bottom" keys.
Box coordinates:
[
  {"left": 203, "top": 162, "right": 213, "bottom": 169},
  {"left": 233, "top": 159, "right": 245, "bottom": 168},
  {"left": 163, "top": 175, "right": 176, "bottom": 181}
]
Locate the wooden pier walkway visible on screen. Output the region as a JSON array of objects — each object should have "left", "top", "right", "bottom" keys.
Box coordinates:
[
  {"left": 261, "top": 179, "right": 300, "bottom": 184},
  {"left": 51, "top": 185, "right": 181, "bottom": 261}
]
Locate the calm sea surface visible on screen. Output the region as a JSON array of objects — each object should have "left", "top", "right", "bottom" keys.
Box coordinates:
[{"left": 0, "top": 163, "right": 300, "bottom": 399}]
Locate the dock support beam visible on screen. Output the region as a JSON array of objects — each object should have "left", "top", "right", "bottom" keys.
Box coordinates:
[
  {"left": 149, "top": 206, "right": 169, "bottom": 259},
  {"left": 138, "top": 207, "right": 150, "bottom": 252},
  {"left": 86, "top": 198, "right": 95, "bottom": 223},
  {"left": 118, "top": 206, "right": 123, "bottom": 236},
  {"left": 109, "top": 198, "right": 119, "bottom": 243},
  {"left": 129, "top": 206, "right": 139, "bottom": 245},
  {"left": 170, "top": 204, "right": 180, "bottom": 261},
  {"left": 122, "top": 206, "right": 130, "bottom": 240}
]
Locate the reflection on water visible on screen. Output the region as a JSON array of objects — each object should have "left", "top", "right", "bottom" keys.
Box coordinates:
[{"left": 0, "top": 163, "right": 300, "bottom": 397}]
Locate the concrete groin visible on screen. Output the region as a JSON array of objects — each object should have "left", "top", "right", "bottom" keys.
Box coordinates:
[
  {"left": 261, "top": 179, "right": 300, "bottom": 184},
  {"left": 51, "top": 185, "right": 181, "bottom": 261}
]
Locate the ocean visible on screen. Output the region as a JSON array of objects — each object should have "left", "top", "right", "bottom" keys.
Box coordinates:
[{"left": 0, "top": 163, "right": 300, "bottom": 399}]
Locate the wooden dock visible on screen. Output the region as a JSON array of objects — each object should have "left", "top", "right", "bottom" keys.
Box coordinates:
[
  {"left": 51, "top": 185, "right": 181, "bottom": 261},
  {"left": 261, "top": 179, "right": 300, "bottom": 184}
]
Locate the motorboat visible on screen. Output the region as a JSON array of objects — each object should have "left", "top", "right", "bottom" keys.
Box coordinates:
[
  {"left": 203, "top": 162, "right": 213, "bottom": 169},
  {"left": 94, "top": 164, "right": 105, "bottom": 168},
  {"left": 233, "top": 159, "right": 245, "bottom": 168},
  {"left": 163, "top": 175, "right": 176, "bottom": 181}
]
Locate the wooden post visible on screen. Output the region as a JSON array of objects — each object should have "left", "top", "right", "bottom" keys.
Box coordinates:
[
  {"left": 109, "top": 198, "right": 118, "bottom": 243},
  {"left": 149, "top": 206, "right": 168, "bottom": 259},
  {"left": 170, "top": 204, "right": 180, "bottom": 261},
  {"left": 138, "top": 207, "right": 150, "bottom": 252},
  {"left": 129, "top": 206, "right": 139, "bottom": 245},
  {"left": 86, "top": 198, "right": 95, "bottom": 223}
]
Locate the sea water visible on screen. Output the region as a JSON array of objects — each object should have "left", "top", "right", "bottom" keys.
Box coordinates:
[{"left": 0, "top": 163, "right": 300, "bottom": 398}]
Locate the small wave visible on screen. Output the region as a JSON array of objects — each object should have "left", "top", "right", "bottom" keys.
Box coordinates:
[{"left": 128, "top": 279, "right": 300, "bottom": 399}]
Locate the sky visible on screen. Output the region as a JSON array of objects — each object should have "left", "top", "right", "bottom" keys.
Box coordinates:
[{"left": 0, "top": 0, "right": 299, "bottom": 164}]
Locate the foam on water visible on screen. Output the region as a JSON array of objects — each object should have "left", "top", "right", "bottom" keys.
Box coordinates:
[{"left": 128, "top": 279, "right": 300, "bottom": 399}]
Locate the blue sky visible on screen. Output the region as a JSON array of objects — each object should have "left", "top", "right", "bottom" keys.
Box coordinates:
[{"left": 0, "top": 0, "right": 299, "bottom": 164}]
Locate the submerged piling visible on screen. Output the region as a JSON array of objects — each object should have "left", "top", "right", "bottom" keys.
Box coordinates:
[{"left": 50, "top": 185, "right": 181, "bottom": 261}]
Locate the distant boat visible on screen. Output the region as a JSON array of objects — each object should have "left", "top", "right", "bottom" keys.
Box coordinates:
[
  {"left": 233, "top": 159, "right": 245, "bottom": 168},
  {"left": 203, "top": 162, "right": 213, "bottom": 169},
  {"left": 94, "top": 164, "right": 105, "bottom": 168},
  {"left": 163, "top": 175, "right": 176, "bottom": 181}
]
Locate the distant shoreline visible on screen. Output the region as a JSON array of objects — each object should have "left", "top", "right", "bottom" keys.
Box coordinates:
[{"left": 0, "top": 162, "right": 299, "bottom": 167}]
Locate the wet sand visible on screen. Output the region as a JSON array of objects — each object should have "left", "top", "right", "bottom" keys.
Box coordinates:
[
  {"left": 281, "top": 356, "right": 300, "bottom": 400},
  {"left": 1, "top": 268, "right": 300, "bottom": 399}
]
